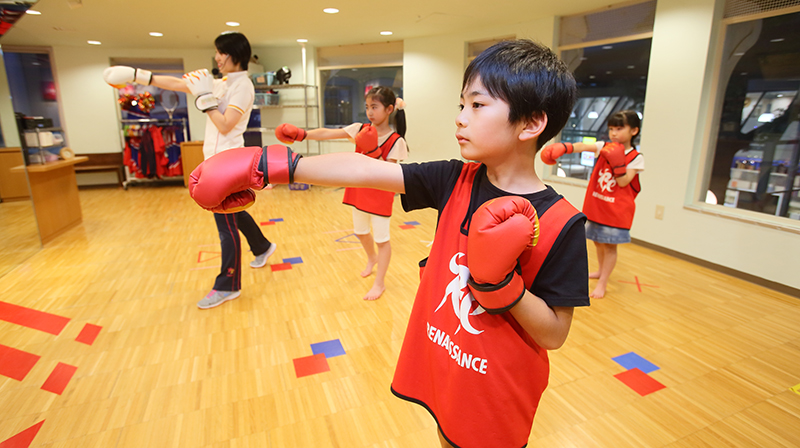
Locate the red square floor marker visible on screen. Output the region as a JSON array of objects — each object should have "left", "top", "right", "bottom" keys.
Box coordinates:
[
  {"left": 0, "top": 301, "right": 70, "bottom": 335},
  {"left": 270, "top": 262, "right": 292, "bottom": 272},
  {"left": 293, "top": 353, "right": 330, "bottom": 378},
  {"left": 0, "top": 420, "right": 45, "bottom": 448},
  {"left": 614, "top": 368, "right": 666, "bottom": 396},
  {"left": 41, "top": 363, "right": 78, "bottom": 395},
  {"left": 0, "top": 344, "right": 41, "bottom": 381},
  {"left": 399, "top": 224, "right": 416, "bottom": 230},
  {"left": 75, "top": 323, "right": 102, "bottom": 345}
]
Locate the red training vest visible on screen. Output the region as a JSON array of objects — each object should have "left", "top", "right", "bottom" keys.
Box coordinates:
[
  {"left": 582, "top": 147, "right": 641, "bottom": 229},
  {"left": 392, "top": 162, "right": 581, "bottom": 448},
  {"left": 342, "top": 125, "right": 401, "bottom": 217}
]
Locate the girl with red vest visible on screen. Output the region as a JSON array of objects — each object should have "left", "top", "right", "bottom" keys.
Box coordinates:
[
  {"left": 275, "top": 86, "right": 408, "bottom": 300},
  {"left": 541, "top": 110, "right": 645, "bottom": 298}
]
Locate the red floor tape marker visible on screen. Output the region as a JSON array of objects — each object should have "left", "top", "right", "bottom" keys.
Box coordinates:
[
  {"left": 41, "top": 363, "right": 78, "bottom": 395},
  {"left": 0, "top": 344, "right": 41, "bottom": 381},
  {"left": 75, "top": 323, "right": 102, "bottom": 345},
  {"left": 0, "top": 421, "right": 45, "bottom": 448},
  {"left": 293, "top": 353, "right": 330, "bottom": 378},
  {"left": 0, "top": 301, "right": 70, "bottom": 335},
  {"left": 618, "top": 276, "right": 659, "bottom": 292}
]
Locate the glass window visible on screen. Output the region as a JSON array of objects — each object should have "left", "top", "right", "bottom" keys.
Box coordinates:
[
  {"left": 557, "top": 38, "right": 651, "bottom": 180},
  {"left": 705, "top": 10, "right": 800, "bottom": 220},
  {"left": 553, "top": 1, "right": 655, "bottom": 181},
  {"left": 320, "top": 66, "right": 402, "bottom": 128}
]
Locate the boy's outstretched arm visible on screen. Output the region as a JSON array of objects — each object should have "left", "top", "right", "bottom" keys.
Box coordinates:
[
  {"left": 294, "top": 151, "right": 405, "bottom": 193},
  {"left": 189, "top": 146, "right": 405, "bottom": 212}
]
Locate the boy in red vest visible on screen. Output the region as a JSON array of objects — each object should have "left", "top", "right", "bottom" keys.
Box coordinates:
[
  {"left": 189, "top": 39, "right": 590, "bottom": 448},
  {"left": 541, "top": 110, "right": 644, "bottom": 298}
]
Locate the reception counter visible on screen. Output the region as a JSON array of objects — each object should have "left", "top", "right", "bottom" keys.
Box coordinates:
[{"left": 12, "top": 157, "right": 88, "bottom": 244}]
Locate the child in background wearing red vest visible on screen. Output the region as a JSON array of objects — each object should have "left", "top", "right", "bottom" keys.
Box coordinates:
[
  {"left": 274, "top": 87, "right": 408, "bottom": 301},
  {"left": 190, "top": 39, "right": 590, "bottom": 448},
  {"left": 541, "top": 110, "right": 644, "bottom": 298}
]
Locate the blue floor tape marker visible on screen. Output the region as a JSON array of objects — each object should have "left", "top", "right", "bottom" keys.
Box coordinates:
[
  {"left": 270, "top": 218, "right": 284, "bottom": 222},
  {"left": 335, "top": 233, "right": 360, "bottom": 244},
  {"left": 403, "top": 221, "right": 421, "bottom": 226},
  {"left": 283, "top": 257, "right": 303, "bottom": 264},
  {"left": 612, "top": 352, "right": 660, "bottom": 374},
  {"left": 311, "top": 339, "right": 346, "bottom": 358}
]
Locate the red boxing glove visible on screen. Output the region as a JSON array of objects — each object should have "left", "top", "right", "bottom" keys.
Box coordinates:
[
  {"left": 467, "top": 196, "right": 540, "bottom": 314},
  {"left": 275, "top": 123, "right": 307, "bottom": 144},
  {"left": 189, "top": 147, "right": 265, "bottom": 212},
  {"left": 540, "top": 142, "right": 573, "bottom": 165},
  {"left": 208, "top": 189, "right": 256, "bottom": 214},
  {"left": 600, "top": 142, "right": 627, "bottom": 177},
  {"left": 355, "top": 124, "right": 380, "bottom": 158},
  {"left": 188, "top": 145, "right": 302, "bottom": 212}
]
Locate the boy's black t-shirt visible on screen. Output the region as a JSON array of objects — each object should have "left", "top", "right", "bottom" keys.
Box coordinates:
[{"left": 401, "top": 159, "right": 590, "bottom": 308}]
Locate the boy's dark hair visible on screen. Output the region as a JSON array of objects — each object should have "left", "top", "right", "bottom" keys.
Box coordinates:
[
  {"left": 463, "top": 39, "right": 577, "bottom": 149},
  {"left": 366, "top": 86, "right": 406, "bottom": 138},
  {"left": 608, "top": 110, "right": 642, "bottom": 146},
  {"left": 215, "top": 32, "right": 251, "bottom": 71}
]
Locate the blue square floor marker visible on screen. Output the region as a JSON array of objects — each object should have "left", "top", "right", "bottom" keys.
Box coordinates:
[
  {"left": 283, "top": 257, "right": 303, "bottom": 264},
  {"left": 612, "top": 352, "right": 659, "bottom": 374},
  {"left": 403, "top": 221, "right": 421, "bottom": 226},
  {"left": 311, "top": 339, "right": 346, "bottom": 358}
]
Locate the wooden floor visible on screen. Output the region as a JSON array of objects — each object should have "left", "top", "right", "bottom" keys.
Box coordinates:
[{"left": 1, "top": 184, "right": 799, "bottom": 447}]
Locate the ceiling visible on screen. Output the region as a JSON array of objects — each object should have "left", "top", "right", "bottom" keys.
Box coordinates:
[{"left": 2, "top": 0, "right": 617, "bottom": 50}]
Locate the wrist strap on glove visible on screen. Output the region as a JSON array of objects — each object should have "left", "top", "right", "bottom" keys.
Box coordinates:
[
  {"left": 467, "top": 271, "right": 526, "bottom": 314},
  {"left": 195, "top": 93, "right": 218, "bottom": 112}
]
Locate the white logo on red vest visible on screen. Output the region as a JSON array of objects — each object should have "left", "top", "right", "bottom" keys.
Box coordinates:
[
  {"left": 597, "top": 167, "right": 617, "bottom": 193},
  {"left": 434, "top": 252, "right": 485, "bottom": 335}
]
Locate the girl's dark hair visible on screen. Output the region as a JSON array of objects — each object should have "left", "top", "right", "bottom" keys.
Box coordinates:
[
  {"left": 463, "top": 39, "right": 577, "bottom": 149},
  {"left": 215, "top": 32, "right": 251, "bottom": 71},
  {"left": 607, "top": 110, "right": 642, "bottom": 147},
  {"left": 366, "top": 86, "right": 406, "bottom": 138}
]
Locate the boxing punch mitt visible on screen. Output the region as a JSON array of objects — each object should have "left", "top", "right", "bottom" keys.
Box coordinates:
[
  {"left": 188, "top": 146, "right": 302, "bottom": 213},
  {"left": 182, "top": 69, "right": 218, "bottom": 112},
  {"left": 103, "top": 66, "right": 152, "bottom": 89},
  {"left": 275, "top": 123, "right": 307, "bottom": 144},
  {"left": 467, "top": 196, "right": 540, "bottom": 314},
  {"left": 540, "top": 142, "right": 573, "bottom": 165},
  {"left": 355, "top": 125, "right": 380, "bottom": 158},
  {"left": 600, "top": 142, "right": 627, "bottom": 178}
]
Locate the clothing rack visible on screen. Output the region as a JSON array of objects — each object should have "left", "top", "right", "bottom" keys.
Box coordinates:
[{"left": 119, "top": 117, "right": 188, "bottom": 189}]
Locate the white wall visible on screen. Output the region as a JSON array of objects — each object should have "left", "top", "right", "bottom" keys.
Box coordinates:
[{"left": 546, "top": 0, "right": 800, "bottom": 290}]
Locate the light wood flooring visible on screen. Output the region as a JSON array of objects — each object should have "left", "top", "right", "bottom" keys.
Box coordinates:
[{"left": 1, "top": 184, "right": 799, "bottom": 447}]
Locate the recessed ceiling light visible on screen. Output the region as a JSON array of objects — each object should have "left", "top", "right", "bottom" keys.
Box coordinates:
[
  {"left": 323, "top": 8, "right": 339, "bottom": 14},
  {"left": 770, "top": 38, "right": 784, "bottom": 43},
  {"left": 589, "top": 75, "right": 596, "bottom": 79},
  {"left": 627, "top": 65, "right": 635, "bottom": 69},
  {"left": 149, "top": 32, "right": 163, "bottom": 37},
  {"left": 380, "top": 31, "right": 393, "bottom": 36},
  {"left": 226, "top": 21, "right": 240, "bottom": 27},
  {"left": 297, "top": 39, "right": 308, "bottom": 43},
  {"left": 87, "top": 40, "right": 101, "bottom": 45},
  {"left": 26, "top": 10, "right": 41, "bottom": 15},
  {"left": 602, "top": 45, "right": 613, "bottom": 49}
]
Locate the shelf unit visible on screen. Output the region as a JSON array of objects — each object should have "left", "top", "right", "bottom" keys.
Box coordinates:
[
  {"left": 249, "top": 84, "right": 320, "bottom": 154},
  {"left": 22, "top": 127, "right": 65, "bottom": 165}
]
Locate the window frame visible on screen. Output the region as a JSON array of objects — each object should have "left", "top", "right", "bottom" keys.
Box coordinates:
[{"left": 691, "top": 4, "right": 800, "bottom": 234}]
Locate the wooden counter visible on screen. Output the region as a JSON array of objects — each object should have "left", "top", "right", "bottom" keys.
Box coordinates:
[
  {"left": 180, "top": 141, "right": 205, "bottom": 187},
  {"left": 12, "top": 157, "right": 88, "bottom": 244},
  {"left": 0, "top": 147, "right": 30, "bottom": 200}
]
